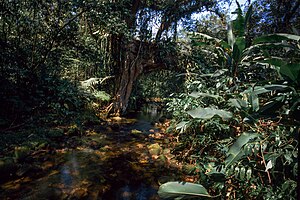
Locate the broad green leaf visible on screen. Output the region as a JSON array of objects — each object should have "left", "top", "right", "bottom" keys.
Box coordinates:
[
  {"left": 244, "top": 4, "right": 253, "bottom": 31},
  {"left": 263, "top": 84, "right": 289, "bottom": 91},
  {"left": 280, "top": 63, "right": 300, "bottom": 82},
  {"left": 187, "top": 107, "right": 233, "bottom": 120},
  {"left": 228, "top": 98, "right": 248, "bottom": 109},
  {"left": 247, "top": 84, "right": 289, "bottom": 95},
  {"left": 253, "top": 33, "right": 300, "bottom": 44},
  {"left": 220, "top": 41, "right": 231, "bottom": 50},
  {"left": 259, "top": 97, "right": 285, "bottom": 114},
  {"left": 190, "top": 32, "right": 218, "bottom": 41},
  {"left": 243, "top": 43, "right": 300, "bottom": 56},
  {"left": 227, "top": 23, "right": 235, "bottom": 49},
  {"left": 249, "top": 93, "right": 259, "bottom": 112},
  {"left": 187, "top": 108, "right": 214, "bottom": 119},
  {"left": 158, "top": 181, "right": 213, "bottom": 199},
  {"left": 225, "top": 132, "right": 259, "bottom": 167},
  {"left": 212, "top": 69, "right": 228, "bottom": 77},
  {"left": 255, "top": 58, "right": 300, "bottom": 82},
  {"left": 232, "top": 43, "right": 241, "bottom": 62},
  {"left": 235, "top": 37, "right": 246, "bottom": 55},
  {"left": 248, "top": 84, "right": 288, "bottom": 95},
  {"left": 255, "top": 57, "right": 287, "bottom": 67},
  {"left": 189, "top": 92, "right": 222, "bottom": 100},
  {"left": 232, "top": 0, "right": 245, "bottom": 37}
]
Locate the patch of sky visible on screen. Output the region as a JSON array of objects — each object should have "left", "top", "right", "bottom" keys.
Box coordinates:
[
  {"left": 191, "top": 0, "right": 249, "bottom": 21},
  {"left": 134, "top": 0, "right": 250, "bottom": 41}
]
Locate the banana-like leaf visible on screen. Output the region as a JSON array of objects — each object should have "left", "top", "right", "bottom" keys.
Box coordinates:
[
  {"left": 189, "top": 92, "right": 223, "bottom": 100},
  {"left": 228, "top": 98, "right": 248, "bottom": 109},
  {"left": 280, "top": 63, "right": 300, "bottom": 82},
  {"left": 259, "top": 96, "right": 285, "bottom": 115},
  {"left": 227, "top": 23, "right": 235, "bottom": 49},
  {"left": 190, "top": 32, "right": 221, "bottom": 43},
  {"left": 249, "top": 93, "right": 259, "bottom": 112},
  {"left": 158, "top": 181, "right": 214, "bottom": 199},
  {"left": 232, "top": 0, "right": 245, "bottom": 37},
  {"left": 220, "top": 41, "right": 231, "bottom": 50},
  {"left": 225, "top": 132, "right": 259, "bottom": 167},
  {"left": 235, "top": 37, "right": 246, "bottom": 54},
  {"left": 243, "top": 43, "right": 300, "bottom": 57},
  {"left": 243, "top": 84, "right": 289, "bottom": 95},
  {"left": 244, "top": 4, "right": 253, "bottom": 31},
  {"left": 232, "top": 43, "right": 241, "bottom": 63},
  {"left": 253, "top": 33, "right": 300, "bottom": 44},
  {"left": 255, "top": 57, "right": 300, "bottom": 82},
  {"left": 187, "top": 107, "right": 233, "bottom": 120},
  {"left": 255, "top": 57, "right": 287, "bottom": 67}
]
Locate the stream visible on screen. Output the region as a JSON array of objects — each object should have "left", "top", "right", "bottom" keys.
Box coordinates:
[{"left": 0, "top": 104, "right": 180, "bottom": 200}]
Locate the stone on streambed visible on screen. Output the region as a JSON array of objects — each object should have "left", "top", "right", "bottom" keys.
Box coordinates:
[{"left": 147, "top": 143, "right": 161, "bottom": 156}]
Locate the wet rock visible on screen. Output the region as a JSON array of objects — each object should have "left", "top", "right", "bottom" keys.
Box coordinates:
[
  {"left": 70, "top": 187, "right": 88, "bottom": 199},
  {"left": 147, "top": 143, "right": 161, "bottom": 156}
]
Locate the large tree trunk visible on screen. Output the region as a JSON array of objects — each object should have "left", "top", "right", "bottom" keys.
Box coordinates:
[
  {"left": 114, "top": 41, "right": 143, "bottom": 114},
  {"left": 113, "top": 40, "right": 176, "bottom": 115}
]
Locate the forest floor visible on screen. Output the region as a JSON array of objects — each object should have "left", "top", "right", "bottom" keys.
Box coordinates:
[{"left": 0, "top": 111, "right": 194, "bottom": 199}]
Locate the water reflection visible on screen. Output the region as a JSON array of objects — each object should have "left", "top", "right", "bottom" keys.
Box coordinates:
[
  {"left": 60, "top": 151, "right": 80, "bottom": 191},
  {"left": 115, "top": 183, "right": 158, "bottom": 200},
  {"left": 60, "top": 165, "right": 72, "bottom": 187},
  {"left": 0, "top": 103, "right": 171, "bottom": 200}
]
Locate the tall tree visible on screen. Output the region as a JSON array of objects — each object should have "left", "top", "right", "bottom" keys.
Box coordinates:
[{"left": 107, "top": 0, "right": 221, "bottom": 114}]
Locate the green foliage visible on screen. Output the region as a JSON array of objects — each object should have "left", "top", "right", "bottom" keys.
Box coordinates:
[
  {"left": 93, "top": 91, "right": 111, "bottom": 102},
  {"left": 225, "top": 132, "right": 259, "bottom": 167},
  {"left": 158, "top": 181, "right": 214, "bottom": 199},
  {"left": 166, "top": 4, "right": 299, "bottom": 199}
]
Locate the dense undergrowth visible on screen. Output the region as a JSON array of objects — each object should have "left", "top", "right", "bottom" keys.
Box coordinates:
[{"left": 159, "top": 4, "right": 299, "bottom": 200}]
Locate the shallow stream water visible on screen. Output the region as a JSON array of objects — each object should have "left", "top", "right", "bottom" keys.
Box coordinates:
[{"left": 0, "top": 104, "right": 177, "bottom": 200}]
